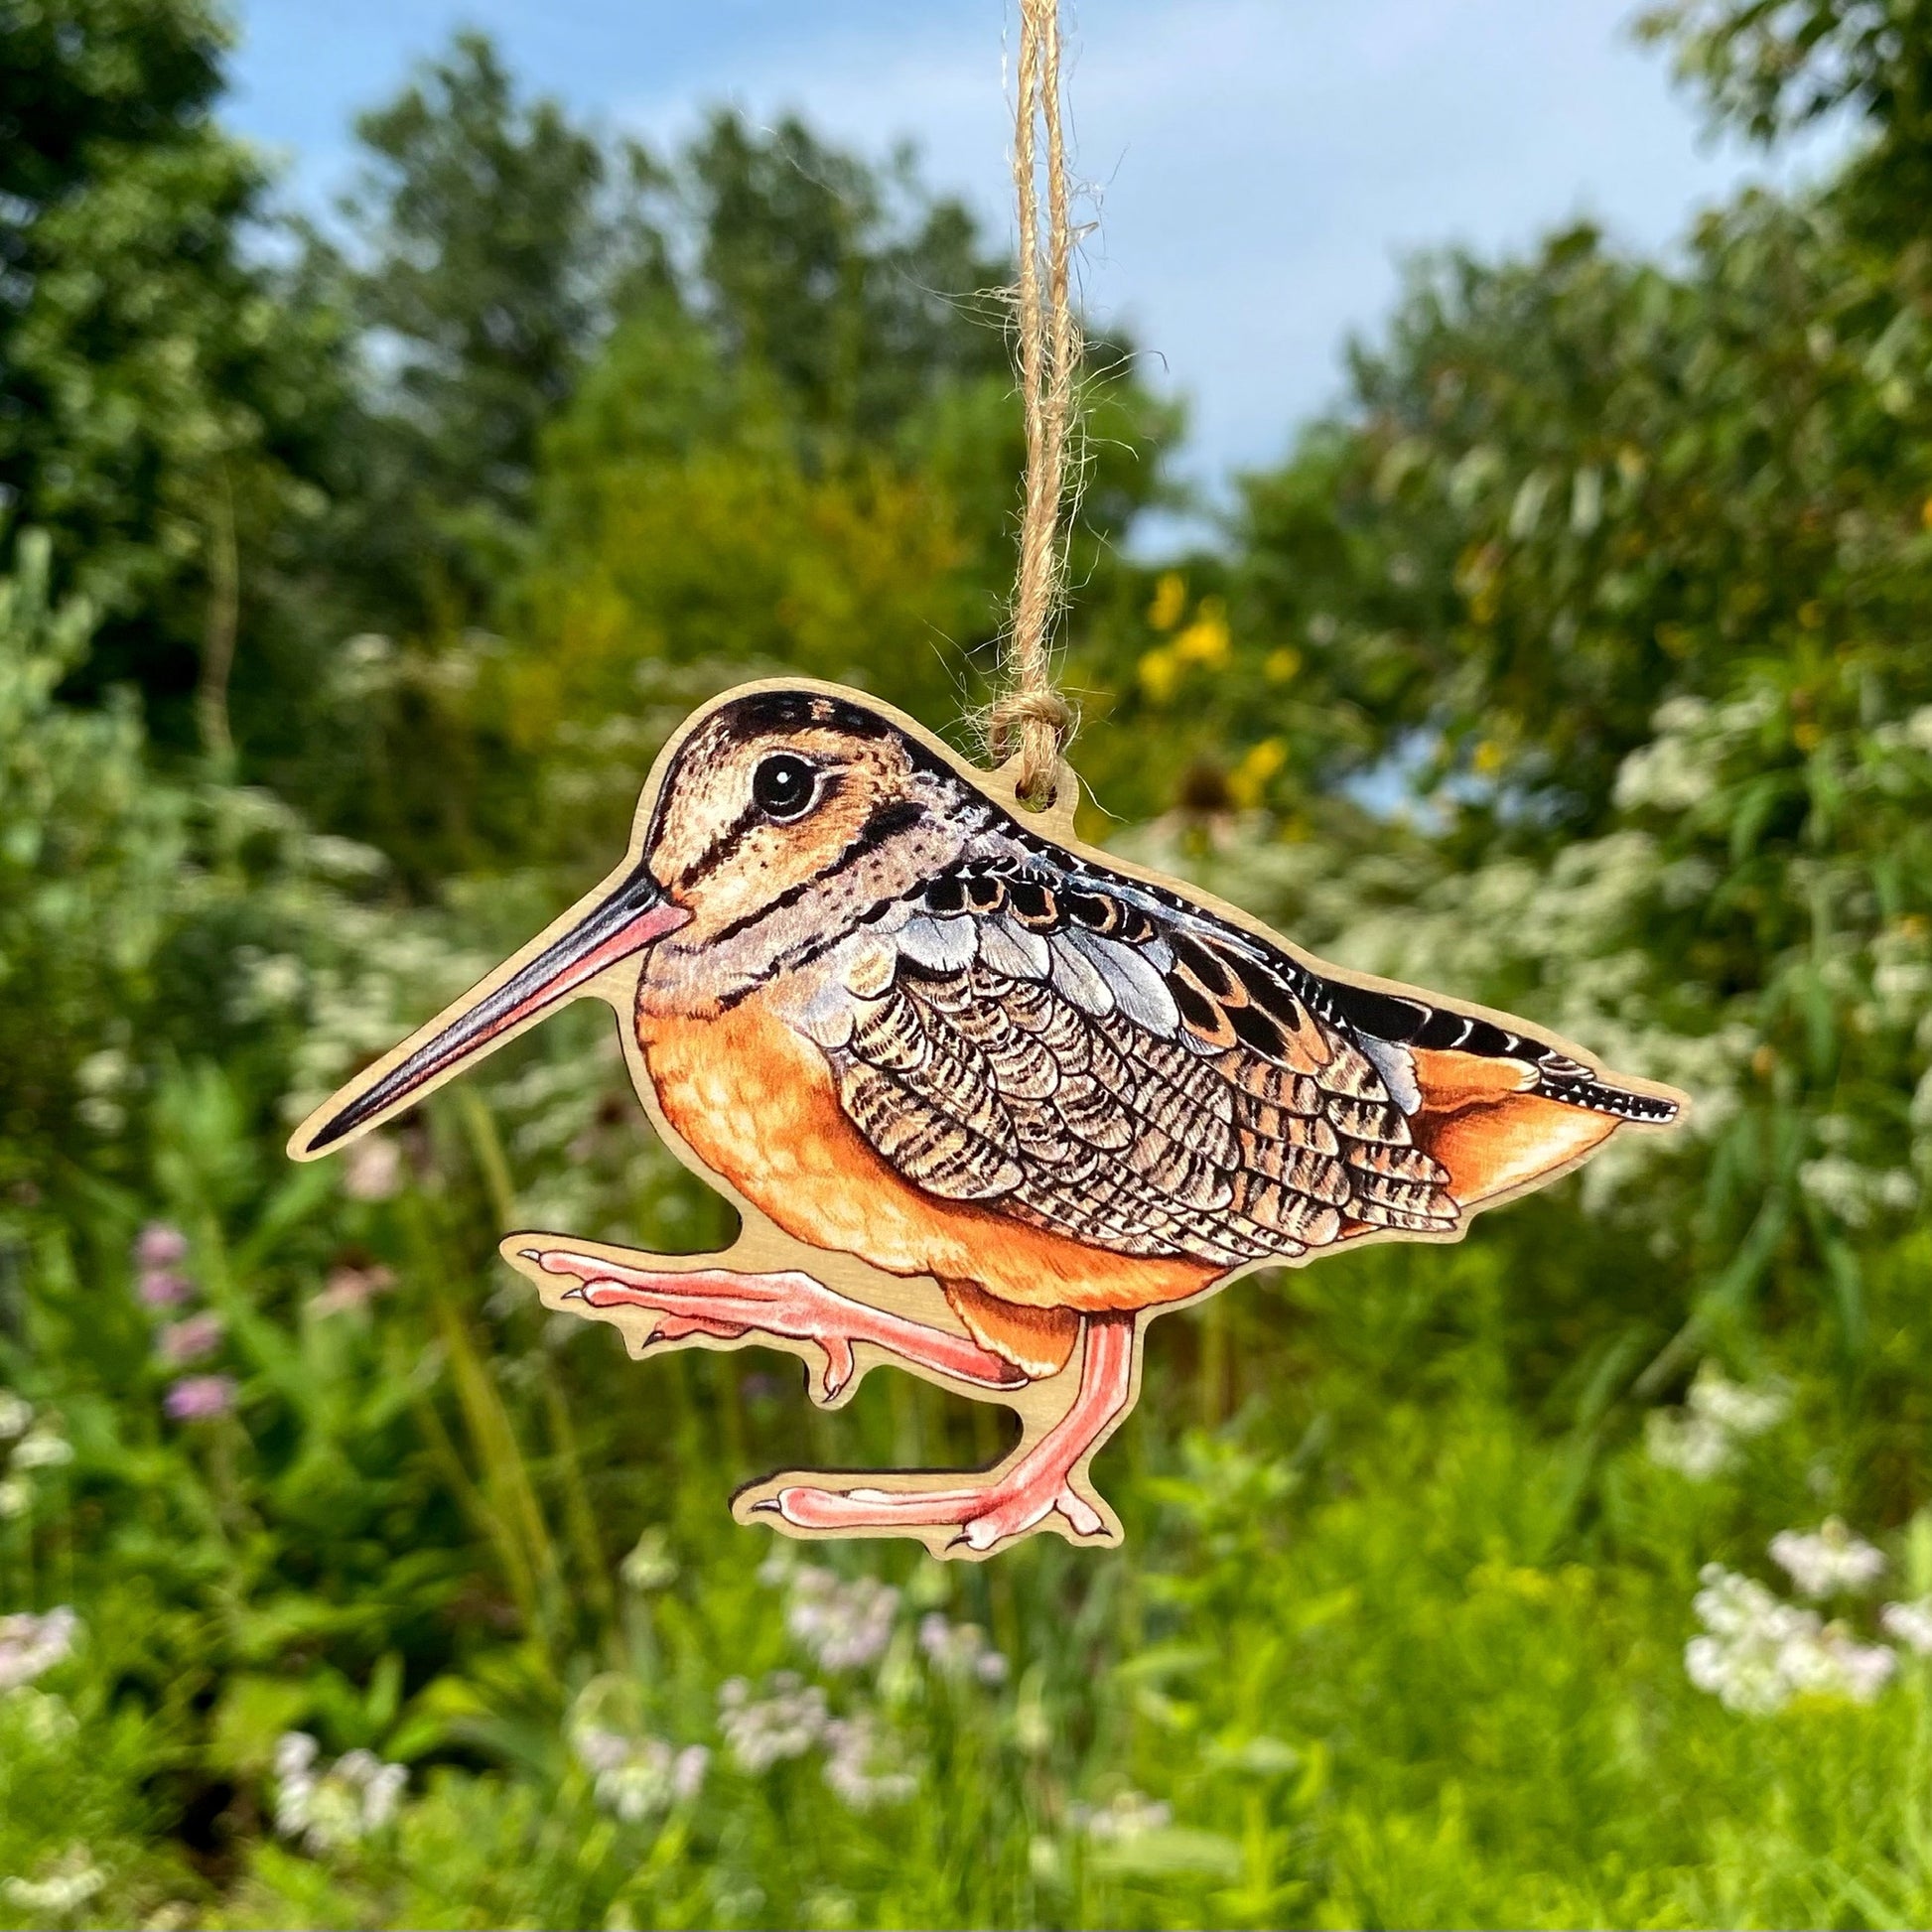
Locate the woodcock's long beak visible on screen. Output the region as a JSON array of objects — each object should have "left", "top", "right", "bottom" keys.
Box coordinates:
[{"left": 290, "top": 860, "right": 689, "bottom": 1158}]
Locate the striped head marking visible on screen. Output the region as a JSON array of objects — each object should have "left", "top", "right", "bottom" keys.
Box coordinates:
[{"left": 640, "top": 692, "right": 979, "bottom": 979}]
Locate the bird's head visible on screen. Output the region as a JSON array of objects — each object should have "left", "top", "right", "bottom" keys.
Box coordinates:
[
  {"left": 638, "top": 688, "right": 969, "bottom": 950},
  {"left": 289, "top": 686, "right": 977, "bottom": 1159}
]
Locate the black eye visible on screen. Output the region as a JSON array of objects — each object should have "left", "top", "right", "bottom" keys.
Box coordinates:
[{"left": 752, "top": 753, "right": 818, "bottom": 821}]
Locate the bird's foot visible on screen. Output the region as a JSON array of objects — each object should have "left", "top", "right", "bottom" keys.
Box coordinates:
[
  {"left": 762, "top": 1465, "right": 1108, "bottom": 1552},
  {"left": 754, "top": 1310, "right": 1138, "bottom": 1553},
  {"left": 524, "top": 1248, "right": 1028, "bottom": 1405}
]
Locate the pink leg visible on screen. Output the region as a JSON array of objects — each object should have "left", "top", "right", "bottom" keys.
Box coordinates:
[
  {"left": 525, "top": 1249, "right": 1029, "bottom": 1405},
  {"left": 761, "top": 1311, "right": 1137, "bottom": 1552}
]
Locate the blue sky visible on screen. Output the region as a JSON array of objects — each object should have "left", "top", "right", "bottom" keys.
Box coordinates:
[{"left": 229, "top": 2, "right": 1823, "bottom": 519}]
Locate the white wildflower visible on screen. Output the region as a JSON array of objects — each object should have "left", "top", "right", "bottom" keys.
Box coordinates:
[
  {"left": 1877, "top": 1169, "right": 1921, "bottom": 1212},
  {"left": 1881, "top": 1598, "right": 1932, "bottom": 1655},
  {"left": 1802, "top": 1147, "right": 1919, "bottom": 1223},
  {"left": 1646, "top": 1363, "right": 1786, "bottom": 1478},
  {"left": 306, "top": 836, "right": 388, "bottom": 885},
  {"left": 1686, "top": 1566, "right": 1820, "bottom": 1714},
  {"left": 273, "top": 1730, "right": 319, "bottom": 1839},
  {"left": 2, "top": 1847, "right": 105, "bottom": 1917},
  {"left": 1713, "top": 689, "right": 1777, "bottom": 735},
  {"left": 1692, "top": 1566, "right": 1790, "bottom": 1646},
  {"left": 619, "top": 1526, "right": 678, "bottom": 1592},
  {"left": 1687, "top": 1564, "right": 1897, "bottom": 1713},
  {"left": 784, "top": 1566, "right": 898, "bottom": 1671},
  {"left": 572, "top": 1725, "right": 629, "bottom": 1775},
  {"left": 75, "top": 1048, "right": 128, "bottom": 1095},
  {"left": 820, "top": 1712, "right": 917, "bottom": 1810},
  {"left": 0, "top": 1391, "right": 31, "bottom": 1440},
  {"left": 75, "top": 1091, "right": 126, "bottom": 1134},
  {"left": 243, "top": 952, "right": 307, "bottom": 1013},
  {"left": 1689, "top": 1365, "right": 1787, "bottom": 1439},
  {"left": 1645, "top": 1410, "right": 1735, "bottom": 1479},
  {"left": 1029, "top": 1834, "right": 1069, "bottom": 1889},
  {"left": 1785, "top": 1624, "right": 1896, "bottom": 1704},
  {"left": 0, "top": 1478, "right": 28, "bottom": 1519},
  {"left": 672, "top": 1743, "right": 709, "bottom": 1801},
  {"left": 1871, "top": 953, "right": 1932, "bottom": 1018},
  {"left": 718, "top": 1672, "right": 827, "bottom": 1771},
  {"left": 916, "top": 1612, "right": 1010, "bottom": 1686},
  {"left": 339, "top": 1750, "right": 407, "bottom": 1829},
  {"left": 272, "top": 1730, "right": 407, "bottom": 1853},
  {"left": 1069, "top": 1791, "right": 1173, "bottom": 1843},
  {"left": 1770, "top": 1519, "right": 1887, "bottom": 1597},
  {"left": 10, "top": 1423, "right": 73, "bottom": 1471},
  {"left": 571, "top": 1725, "right": 709, "bottom": 1822},
  {"left": 1613, "top": 733, "right": 1714, "bottom": 813},
  {"left": 1653, "top": 694, "right": 1715, "bottom": 736},
  {"left": 0, "top": 1606, "right": 76, "bottom": 1691}
]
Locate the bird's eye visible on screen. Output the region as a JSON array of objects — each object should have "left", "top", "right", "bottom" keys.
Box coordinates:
[{"left": 752, "top": 753, "right": 818, "bottom": 821}]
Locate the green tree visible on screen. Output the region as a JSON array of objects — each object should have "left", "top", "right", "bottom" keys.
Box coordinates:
[
  {"left": 327, "top": 30, "right": 665, "bottom": 630},
  {"left": 1219, "top": 211, "right": 1929, "bottom": 842},
  {"left": 684, "top": 111, "right": 1010, "bottom": 438},
  {"left": 0, "top": 0, "right": 351, "bottom": 756},
  {"left": 1643, "top": 0, "right": 1932, "bottom": 229}
]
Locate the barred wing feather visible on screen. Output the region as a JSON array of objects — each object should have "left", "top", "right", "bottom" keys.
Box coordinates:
[{"left": 807, "top": 856, "right": 1462, "bottom": 1269}]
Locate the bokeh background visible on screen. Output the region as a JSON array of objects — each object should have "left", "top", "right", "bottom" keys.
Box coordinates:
[{"left": 5, "top": 1, "right": 1932, "bottom": 1925}]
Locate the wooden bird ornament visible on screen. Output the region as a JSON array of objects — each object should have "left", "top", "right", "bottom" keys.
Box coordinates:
[{"left": 291, "top": 681, "right": 1685, "bottom": 1557}]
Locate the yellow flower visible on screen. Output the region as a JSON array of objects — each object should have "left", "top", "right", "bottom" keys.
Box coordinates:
[
  {"left": 1137, "top": 646, "right": 1181, "bottom": 705},
  {"left": 1228, "top": 737, "right": 1287, "bottom": 807},
  {"left": 1173, "top": 599, "right": 1230, "bottom": 666},
  {"left": 1146, "top": 572, "right": 1187, "bottom": 632},
  {"left": 1265, "top": 646, "right": 1302, "bottom": 683},
  {"left": 1472, "top": 739, "right": 1505, "bottom": 776}
]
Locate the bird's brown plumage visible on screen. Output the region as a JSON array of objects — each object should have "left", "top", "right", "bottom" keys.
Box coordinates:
[{"left": 636, "top": 998, "right": 1216, "bottom": 1355}]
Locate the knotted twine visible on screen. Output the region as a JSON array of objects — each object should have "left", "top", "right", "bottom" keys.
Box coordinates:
[{"left": 989, "top": 0, "right": 1081, "bottom": 809}]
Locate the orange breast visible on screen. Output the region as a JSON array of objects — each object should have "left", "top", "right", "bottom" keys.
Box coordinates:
[{"left": 635, "top": 997, "right": 1215, "bottom": 1317}]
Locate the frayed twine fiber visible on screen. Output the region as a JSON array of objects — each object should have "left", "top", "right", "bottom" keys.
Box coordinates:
[{"left": 990, "top": 0, "right": 1081, "bottom": 810}]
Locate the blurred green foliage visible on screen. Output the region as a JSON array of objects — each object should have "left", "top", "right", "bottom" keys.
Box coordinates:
[{"left": 4, "top": 0, "right": 1932, "bottom": 1924}]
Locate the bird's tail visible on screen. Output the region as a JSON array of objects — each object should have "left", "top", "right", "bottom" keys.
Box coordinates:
[{"left": 1533, "top": 1060, "right": 1681, "bottom": 1126}]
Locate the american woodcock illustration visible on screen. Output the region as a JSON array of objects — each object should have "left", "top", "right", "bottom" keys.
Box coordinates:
[{"left": 291, "top": 681, "right": 1686, "bottom": 1557}]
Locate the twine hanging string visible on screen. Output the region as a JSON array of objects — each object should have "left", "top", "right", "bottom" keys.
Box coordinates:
[{"left": 990, "top": 0, "right": 1081, "bottom": 809}]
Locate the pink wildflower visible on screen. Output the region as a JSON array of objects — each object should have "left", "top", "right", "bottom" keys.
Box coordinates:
[
  {"left": 342, "top": 1136, "right": 403, "bottom": 1201},
  {"left": 310, "top": 1264, "right": 396, "bottom": 1317},
  {"left": 165, "top": 1375, "right": 236, "bottom": 1422},
  {"left": 157, "top": 1313, "right": 224, "bottom": 1366},
  {"left": 0, "top": 1607, "right": 77, "bottom": 1692},
  {"left": 137, "top": 1270, "right": 193, "bottom": 1310},
  {"left": 134, "top": 1223, "right": 189, "bottom": 1269}
]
